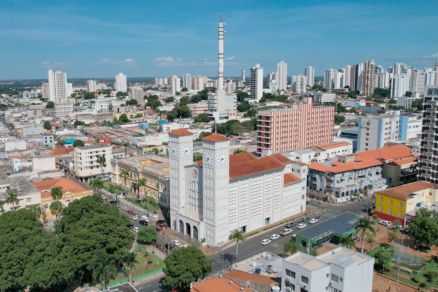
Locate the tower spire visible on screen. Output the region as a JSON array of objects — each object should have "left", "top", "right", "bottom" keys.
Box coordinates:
[{"left": 217, "top": 16, "right": 224, "bottom": 92}]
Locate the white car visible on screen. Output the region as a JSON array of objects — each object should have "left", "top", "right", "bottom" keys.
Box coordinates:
[
  {"left": 280, "top": 228, "right": 293, "bottom": 236},
  {"left": 380, "top": 220, "right": 392, "bottom": 227},
  {"left": 297, "top": 223, "right": 307, "bottom": 229},
  {"left": 171, "top": 239, "right": 181, "bottom": 247},
  {"left": 270, "top": 233, "right": 280, "bottom": 240},
  {"left": 309, "top": 218, "right": 319, "bottom": 224},
  {"left": 133, "top": 226, "right": 140, "bottom": 232},
  {"left": 132, "top": 214, "right": 139, "bottom": 221},
  {"left": 261, "top": 239, "right": 271, "bottom": 246},
  {"left": 140, "top": 215, "right": 149, "bottom": 222},
  {"left": 121, "top": 206, "right": 128, "bottom": 211}
]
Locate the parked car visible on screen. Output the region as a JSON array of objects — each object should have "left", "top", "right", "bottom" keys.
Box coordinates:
[
  {"left": 265, "top": 264, "right": 274, "bottom": 274},
  {"left": 280, "top": 228, "right": 293, "bottom": 236},
  {"left": 261, "top": 239, "right": 271, "bottom": 246},
  {"left": 270, "top": 233, "right": 280, "bottom": 240},
  {"left": 309, "top": 218, "right": 319, "bottom": 224},
  {"left": 285, "top": 222, "right": 294, "bottom": 228},
  {"left": 121, "top": 206, "right": 128, "bottom": 211},
  {"left": 132, "top": 214, "right": 139, "bottom": 221},
  {"left": 297, "top": 223, "right": 307, "bottom": 229},
  {"left": 380, "top": 220, "right": 392, "bottom": 227},
  {"left": 127, "top": 209, "right": 134, "bottom": 214},
  {"left": 133, "top": 226, "right": 140, "bottom": 232},
  {"left": 171, "top": 239, "right": 181, "bottom": 247},
  {"left": 139, "top": 219, "right": 148, "bottom": 226},
  {"left": 156, "top": 220, "right": 169, "bottom": 231},
  {"left": 140, "top": 215, "right": 149, "bottom": 222}
]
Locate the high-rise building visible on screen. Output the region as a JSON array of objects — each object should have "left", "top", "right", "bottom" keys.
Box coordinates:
[
  {"left": 169, "top": 75, "right": 181, "bottom": 96},
  {"left": 268, "top": 72, "right": 277, "bottom": 92},
  {"left": 335, "top": 69, "right": 344, "bottom": 89},
  {"left": 192, "top": 75, "right": 205, "bottom": 91},
  {"left": 183, "top": 73, "right": 192, "bottom": 90},
  {"left": 324, "top": 69, "right": 336, "bottom": 91},
  {"left": 305, "top": 66, "right": 315, "bottom": 87},
  {"left": 393, "top": 63, "right": 407, "bottom": 75},
  {"left": 48, "top": 70, "right": 68, "bottom": 103},
  {"left": 391, "top": 74, "right": 410, "bottom": 98},
  {"left": 130, "top": 86, "right": 144, "bottom": 104},
  {"left": 350, "top": 64, "right": 360, "bottom": 91},
  {"left": 114, "top": 73, "right": 127, "bottom": 93},
  {"left": 250, "top": 64, "right": 263, "bottom": 101},
  {"left": 357, "top": 111, "right": 401, "bottom": 151},
  {"left": 412, "top": 69, "right": 426, "bottom": 96},
  {"left": 87, "top": 80, "right": 97, "bottom": 92},
  {"left": 292, "top": 75, "right": 306, "bottom": 94},
  {"left": 419, "top": 87, "right": 438, "bottom": 183},
  {"left": 361, "top": 59, "right": 376, "bottom": 96},
  {"left": 425, "top": 68, "right": 436, "bottom": 86},
  {"left": 256, "top": 98, "right": 335, "bottom": 155},
  {"left": 276, "top": 61, "right": 288, "bottom": 91},
  {"left": 241, "top": 69, "right": 246, "bottom": 85},
  {"left": 343, "top": 65, "right": 352, "bottom": 89},
  {"left": 41, "top": 83, "right": 50, "bottom": 99}
]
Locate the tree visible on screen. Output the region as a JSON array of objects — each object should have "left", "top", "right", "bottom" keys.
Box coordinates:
[
  {"left": 229, "top": 229, "right": 245, "bottom": 261},
  {"left": 163, "top": 246, "right": 212, "bottom": 291},
  {"left": 118, "top": 113, "right": 130, "bottom": 124},
  {"left": 356, "top": 217, "right": 376, "bottom": 253},
  {"left": 165, "top": 96, "right": 175, "bottom": 103},
  {"left": 74, "top": 120, "right": 86, "bottom": 127},
  {"left": 123, "top": 252, "right": 137, "bottom": 284},
  {"left": 166, "top": 105, "right": 192, "bottom": 121},
  {"left": 405, "top": 91, "right": 413, "bottom": 97},
  {"left": 179, "top": 96, "right": 190, "bottom": 105},
  {"left": 96, "top": 154, "right": 106, "bottom": 177},
  {"left": 371, "top": 248, "right": 393, "bottom": 273},
  {"left": 46, "top": 101, "right": 54, "bottom": 109},
  {"left": 89, "top": 251, "right": 118, "bottom": 290},
  {"left": 146, "top": 95, "right": 162, "bottom": 109},
  {"left": 340, "top": 234, "right": 355, "bottom": 249},
  {"left": 311, "top": 84, "right": 327, "bottom": 92},
  {"left": 194, "top": 113, "right": 209, "bottom": 123},
  {"left": 116, "top": 91, "right": 128, "bottom": 98},
  {"left": 137, "top": 226, "right": 157, "bottom": 244},
  {"left": 43, "top": 121, "right": 52, "bottom": 130},
  {"left": 90, "top": 178, "right": 103, "bottom": 191},
  {"left": 120, "top": 169, "right": 129, "bottom": 185},
  {"left": 236, "top": 91, "right": 250, "bottom": 102},
  {"left": 49, "top": 200, "right": 63, "bottom": 219},
  {"left": 5, "top": 191, "right": 20, "bottom": 210},
  {"left": 284, "top": 241, "right": 299, "bottom": 256},
  {"left": 73, "top": 139, "right": 85, "bottom": 147},
  {"left": 387, "top": 230, "right": 398, "bottom": 243},
  {"left": 335, "top": 114, "right": 345, "bottom": 125},
  {"left": 408, "top": 209, "right": 438, "bottom": 249},
  {"left": 237, "top": 101, "right": 251, "bottom": 112},
  {"left": 137, "top": 178, "right": 147, "bottom": 200},
  {"left": 126, "top": 99, "right": 138, "bottom": 106},
  {"left": 51, "top": 186, "right": 63, "bottom": 201},
  {"left": 373, "top": 88, "right": 390, "bottom": 99}
]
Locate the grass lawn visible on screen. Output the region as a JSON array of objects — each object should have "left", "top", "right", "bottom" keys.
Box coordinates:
[
  {"left": 110, "top": 245, "right": 164, "bottom": 286},
  {"left": 126, "top": 197, "right": 160, "bottom": 213}
]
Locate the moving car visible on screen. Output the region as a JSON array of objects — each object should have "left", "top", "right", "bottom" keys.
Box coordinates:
[
  {"left": 309, "top": 218, "right": 319, "bottom": 224},
  {"left": 297, "top": 223, "right": 307, "bottom": 229},
  {"left": 280, "top": 228, "right": 293, "bottom": 236},
  {"left": 261, "top": 239, "right": 271, "bottom": 245},
  {"left": 270, "top": 233, "right": 280, "bottom": 240}
]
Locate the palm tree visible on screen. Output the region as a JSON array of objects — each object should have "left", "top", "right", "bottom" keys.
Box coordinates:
[
  {"left": 356, "top": 217, "right": 376, "bottom": 253},
  {"left": 90, "top": 252, "right": 118, "bottom": 290},
  {"left": 96, "top": 155, "right": 106, "bottom": 177},
  {"left": 284, "top": 241, "right": 299, "bottom": 256},
  {"left": 340, "top": 234, "right": 355, "bottom": 249},
  {"left": 90, "top": 178, "right": 104, "bottom": 191},
  {"left": 51, "top": 187, "right": 63, "bottom": 201},
  {"left": 137, "top": 178, "right": 147, "bottom": 200},
  {"left": 229, "top": 229, "right": 245, "bottom": 262},
  {"left": 120, "top": 169, "right": 129, "bottom": 185},
  {"left": 50, "top": 201, "right": 63, "bottom": 219},
  {"left": 5, "top": 191, "right": 20, "bottom": 211},
  {"left": 123, "top": 252, "right": 137, "bottom": 284}
]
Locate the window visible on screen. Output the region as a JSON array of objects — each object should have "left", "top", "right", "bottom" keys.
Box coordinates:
[
  {"left": 331, "top": 274, "right": 339, "bottom": 282},
  {"left": 286, "top": 269, "right": 296, "bottom": 278},
  {"left": 301, "top": 276, "right": 309, "bottom": 284}
]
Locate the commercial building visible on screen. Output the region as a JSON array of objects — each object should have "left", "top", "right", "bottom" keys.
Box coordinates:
[
  {"left": 282, "top": 246, "right": 374, "bottom": 292},
  {"left": 111, "top": 155, "right": 170, "bottom": 208},
  {"left": 277, "top": 61, "right": 288, "bottom": 91},
  {"left": 305, "top": 66, "right": 315, "bottom": 87},
  {"left": 250, "top": 64, "right": 264, "bottom": 101},
  {"left": 48, "top": 70, "right": 69, "bottom": 103},
  {"left": 357, "top": 111, "right": 401, "bottom": 151},
  {"left": 418, "top": 87, "right": 438, "bottom": 183},
  {"left": 324, "top": 69, "right": 336, "bottom": 91},
  {"left": 115, "top": 73, "right": 127, "bottom": 93},
  {"left": 375, "top": 181, "right": 438, "bottom": 226},
  {"left": 73, "top": 144, "right": 112, "bottom": 180},
  {"left": 183, "top": 73, "right": 192, "bottom": 90},
  {"left": 256, "top": 98, "right": 335, "bottom": 155},
  {"left": 187, "top": 102, "right": 208, "bottom": 116},
  {"left": 169, "top": 129, "right": 307, "bottom": 246}
]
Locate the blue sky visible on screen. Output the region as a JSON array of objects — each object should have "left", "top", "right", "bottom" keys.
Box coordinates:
[{"left": 0, "top": 0, "right": 437, "bottom": 79}]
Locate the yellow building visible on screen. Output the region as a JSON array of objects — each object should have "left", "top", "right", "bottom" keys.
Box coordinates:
[{"left": 375, "top": 181, "right": 438, "bottom": 225}]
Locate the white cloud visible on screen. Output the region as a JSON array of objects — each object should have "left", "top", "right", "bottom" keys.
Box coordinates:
[
  {"left": 429, "top": 52, "right": 438, "bottom": 58},
  {"left": 154, "top": 56, "right": 185, "bottom": 66},
  {"left": 225, "top": 56, "right": 236, "bottom": 61},
  {"left": 40, "top": 61, "right": 67, "bottom": 68},
  {"left": 99, "top": 57, "right": 136, "bottom": 66}
]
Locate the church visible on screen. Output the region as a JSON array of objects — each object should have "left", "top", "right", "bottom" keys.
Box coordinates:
[{"left": 169, "top": 129, "right": 307, "bottom": 246}]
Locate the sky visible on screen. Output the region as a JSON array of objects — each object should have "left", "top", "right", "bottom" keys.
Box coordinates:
[{"left": 0, "top": 0, "right": 437, "bottom": 80}]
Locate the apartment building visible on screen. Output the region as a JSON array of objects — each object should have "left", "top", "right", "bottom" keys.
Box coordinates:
[
  {"left": 257, "top": 98, "right": 335, "bottom": 156},
  {"left": 357, "top": 111, "right": 400, "bottom": 151},
  {"left": 285, "top": 141, "right": 353, "bottom": 164},
  {"left": 73, "top": 145, "right": 112, "bottom": 180},
  {"left": 281, "top": 247, "right": 374, "bottom": 292}
]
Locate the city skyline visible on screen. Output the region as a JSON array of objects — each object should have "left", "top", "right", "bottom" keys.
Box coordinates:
[{"left": 1, "top": 0, "right": 438, "bottom": 79}]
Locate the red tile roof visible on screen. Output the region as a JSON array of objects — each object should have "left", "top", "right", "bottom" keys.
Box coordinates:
[
  {"left": 33, "top": 177, "right": 91, "bottom": 201},
  {"left": 308, "top": 158, "right": 382, "bottom": 174},
  {"left": 271, "top": 153, "right": 293, "bottom": 164},
  {"left": 230, "top": 152, "right": 257, "bottom": 164},
  {"left": 168, "top": 128, "right": 193, "bottom": 136},
  {"left": 355, "top": 144, "right": 412, "bottom": 161},
  {"left": 191, "top": 276, "right": 251, "bottom": 292},
  {"left": 203, "top": 133, "right": 230, "bottom": 142},
  {"left": 49, "top": 146, "right": 74, "bottom": 156},
  {"left": 224, "top": 270, "right": 276, "bottom": 286},
  {"left": 379, "top": 181, "right": 437, "bottom": 201},
  {"left": 284, "top": 173, "right": 301, "bottom": 185},
  {"left": 230, "top": 156, "right": 285, "bottom": 180},
  {"left": 392, "top": 156, "right": 417, "bottom": 166},
  {"left": 312, "top": 141, "right": 351, "bottom": 151}
]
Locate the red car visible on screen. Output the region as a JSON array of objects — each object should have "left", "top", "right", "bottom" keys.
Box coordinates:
[{"left": 127, "top": 209, "right": 134, "bottom": 214}]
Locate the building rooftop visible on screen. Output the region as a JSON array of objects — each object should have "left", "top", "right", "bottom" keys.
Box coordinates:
[
  {"left": 168, "top": 128, "right": 193, "bottom": 136},
  {"left": 284, "top": 173, "right": 301, "bottom": 185},
  {"left": 230, "top": 155, "right": 285, "bottom": 180},
  {"left": 317, "top": 246, "right": 372, "bottom": 268},
  {"left": 32, "top": 177, "right": 91, "bottom": 201},
  {"left": 191, "top": 275, "right": 252, "bottom": 292},
  {"left": 312, "top": 141, "right": 352, "bottom": 151},
  {"left": 285, "top": 252, "right": 328, "bottom": 271},
  {"left": 0, "top": 176, "right": 40, "bottom": 200},
  {"left": 115, "top": 155, "right": 170, "bottom": 177},
  {"left": 355, "top": 144, "right": 413, "bottom": 162},
  {"left": 202, "top": 133, "right": 230, "bottom": 143},
  {"left": 379, "top": 181, "right": 437, "bottom": 201},
  {"left": 76, "top": 144, "right": 112, "bottom": 150},
  {"left": 308, "top": 158, "right": 382, "bottom": 174}
]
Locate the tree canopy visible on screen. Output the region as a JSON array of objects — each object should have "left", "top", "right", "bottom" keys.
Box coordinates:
[
  {"left": 194, "top": 113, "right": 209, "bottom": 123},
  {"left": 46, "top": 101, "right": 55, "bottom": 109},
  {"left": 145, "top": 95, "right": 162, "bottom": 110},
  {"left": 0, "top": 195, "right": 135, "bottom": 291},
  {"left": 43, "top": 120, "right": 52, "bottom": 130},
  {"left": 166, "top": 105, "right": 192, "bottom": 121},
  {"left": 163, "top": 246, "right": 211, "bottom": 290},
  {"left": 408, "top": 209, "right": 438, "bottom": 249},
  {"left": 137, "top": 226, "right": 157, "bottom": 245},
  {"left": 214, "top": 119, "right": 255, "bottom": 136},
  {"left": 73, "top": 139, "right": 85, "bottom": 147}
]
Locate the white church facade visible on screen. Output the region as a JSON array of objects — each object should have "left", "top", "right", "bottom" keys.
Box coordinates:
[{"left": 169, "top": 129, "right": 307, "bottom": 246}]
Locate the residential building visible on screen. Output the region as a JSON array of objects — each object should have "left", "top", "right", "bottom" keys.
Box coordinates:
[
  {"left": 292, "top": 75, "right": 306, "bottom": 94},
  {"left": 324, "top": 69, "right": 336, "bottom": 91},
  {"left": 114, "top": 73, "right": 127, "bottom": 93},
  {"left": 250, "top": 64, "right": 263, "bottom": 101},
  {"left": 0, "top": 177, "right": 41, "bottom": 213},
  {"left": 192, "top": 75, "right": 205, "bottom": 91},
  {"left": 33, "top": 177, "right": 93, "bottom": 218},
  {"left": 277, "top": 61, "right": 288, "bottom": 91},
  {"left": 48, "top": 70, "right": 68, "bottom": 103},
  {"left": 391, "top": 73, "right": 410, "bottom": 98},
  {"left": 268, "top": 72, "right": 277, "bottom": 92},
  {"left": 285, "top": 141, "right": 353, "bottom": 164},
  {"left": 350, "top": 64, "right": 361, "bottom": 91},
  {"left": 399, "top": 113, "right": 422, "bottom": 144},
  {"left": 169, "top": 129, "right": 307, "bottom": 246},
  {"left": 397, "top": 95, "right": 422, "bottom": 109},
  {"left": 187, "top": 102, "right": 208, "bottom": 116},
  {"left": 41, "top": 82, "right": 50, "bottom": 99},
  {"left": 111, "top": 155, "right": 170, "bottom": 208},
  {"left": 375, "top": 181, "right": 438, "bottom": 225},
  {"left": 73, "top": 145, "right": 112, "bottom": 180},
  {"left": 169, "top": 75, "right": 181, "bottom": 96},
  {"left": 87, "top": 79, "right": 97, "bottom": 92},
  {"left": 357, "top": 111, "right": 401, "bottom": 151},
  {"left": 130, "top": 86, "right": 144, "bottom": 104},
  {"left": 412, "top": 69, "right": 426, "bottom": 96},
  {"left": 419, "top": 87, "right": 438, "bottom": 183},
  {"left": 361, "top": 59, "right": 376, "bottom": 96},
  {"left": 281, "top": 246, "right": 374, "bottom": 292},
  {"left": 256, "top": 98, "right": 335, "bottom": 155},
  {"left": 305, "top": 66, "right": 315, "bottom": 87},
  {"left": 183, "top": 73, "right": 192, "bottom": 90}
]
